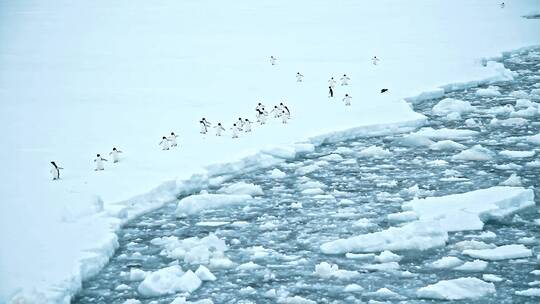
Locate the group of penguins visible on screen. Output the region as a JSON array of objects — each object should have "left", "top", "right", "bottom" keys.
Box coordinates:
[{"left": 50, "top": 55, "right": 384, "bottom": 180}]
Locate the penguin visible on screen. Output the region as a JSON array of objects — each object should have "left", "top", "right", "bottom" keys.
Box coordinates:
[
  {"left": 340, "top": 74, "right": 350, "bottom": 86},
  {"left": 271, "top": 105, "right": 281, "bottom": 118},
  {"left": 380, "top": 88, "right": 389, "bottom": 93},
  {"left": 296, "top": 72, "right": 304, "bottom": 82},
  {"left": 109, "top": 147, "right": 123, "bottom": 163},
  {"left": 214, "top": 123, "right": 225, "bottom": 136},
  {"left": 281, "top": 111, "right": 288, "bottom": 124},
  {"left": 244, "top": 118, "right": 252, "bottom": 132},
  {"left": 168, "top": 132, "right": 179, "bottom": 147},
  {"left": 372, "top": 56, "right": 380, "bottom": 65},
  {"left": 328, "top": 77, "right": 336, "bottom": 89},
  {"left": 200, "top": 119, "right": 211, "bottom": 134},
  {"left": 280, "top": 103, "right": 290, "bottom": 118},
  {"left": 257, "top": 110, "right": 267, "bottom": 125},
  {"left": 159, "top": 136, "right": 170, "bottom": 150},
  {"left": 94, "top": 154, "right": 108, "bottom": 171},
  {"left": 270, "top": 56, "right": 277, "bottom": 65},
  {"left": 500, "top": 2, "right": 505, "bottom": 8},
  {"left": 329, "top": 86, "right": 334, "bottom": 98},
  {"left": 343, "top": 94, "right": 352, "bottom": 106},
  {"left": 255, "top": 102, "right": 265, "bottom": 112},
  {"left": 237, "top": 117, "right": 244, "bottom": 131},
  {"left": 231, "top": 123, "right": 240, "bottom": 138},
  {"left": 50, "top": 161, "right": 63, "bottom": 180}
]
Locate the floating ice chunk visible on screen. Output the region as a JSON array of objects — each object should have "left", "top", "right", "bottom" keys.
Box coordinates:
[
  {"left": 314, "top": 262, "right": 360, "bottom": 280},
  {"left": 451, "top": 240, "right": 496, "bottom": 251},
  {"left": 432, "top": 98, "right": 475, "bottom": 115},
  {"left": 195, "top": 221, "right": 229, "bottom": 227},
  {"left": 129, "top": 268, "right": 147, "bottom": 281},
  {"left": 208, "top": 257, "right": 234, "bottom": 269},
  {"left": 417, "top": 277, "right": 495, "bottom": 300},
  {"left": 510, "top": 106, "right": 538, "bottom": 118},
  {"left": 412, "top": 127, "right": 478, "bottom": 140},
  {"left": 374, "top": 251, "right": 402, "bottom": 263},
  {"left": 170, "top": 298, "right": 214, "bottom": 304},
  {"left": 511, "top": 90, "right": 530, "bottom": 99},
  {"left": 466, "top": 231, "right": 497, "bottom": 239},
  {"left": 277, "top": 295, "right": 316, "bottom": 304},
  {"left": 343, "top": 284, "right": 364, "bottom": 292},
  {"left": 358, "top": 145, "right": 392, "bottom": 158},
  {"left": 269, "top": 169, "right": 287, "bottom": 179},
  {"left": 430, "top": 140, "right": 466, "bottom": 151},
  {"left": 321, "top": 221, "right": 447, "bottom": 254},
  {"left": 532, "top": 270, "right": 540, "bottom": 276},
  {"left": 426, "top": 159, "right": 448, "bottom": 167},
  {"left": 290, "top": 202, "right": 302, "bottom": 209},
  {"left": 338, "top": 199, "right": 355, "bottom": 206},
  {"left": 463, "top": 244, "right": 532, "bottom": 261},
  {"left": 516, "top": 288, "right": 540, "bottom": 297},
  {"left": 123, "top": 300, "right": 141, "bottom": 304},
  {"left": 195, "top": 265, "right": 216, "bottom": 281},
  {"left": 490, "top": 117, "right": 529, "bottom": 127},
  {"left": 516, "top": 98, "right": 534, "bottom": 108},
  {"left": 402, "top": 187, "right": 534, "bottom": 232},
  {"left": 476, "top": 87, "right": 501, "bottom": 97},
  {"left": 334, "top": 147, "right": 355, "bottom": 155},
  {"left": 451, "top": 145, "right": 493, "bottom": 161},
  {"left": 445, "top": 112, "right": 461, "bottom": 120},
  {"left": 237, "top": 261, "right": 263, "bottom": 271},
  {"left": 341, "top": 159, "right": 357, "bottom": 165},
  {"left": 152, "top": 234, "right": 228, "bottom": 265},
  {"left": 518, "top": 237, "right": 536, "bottom": 245},
  {"left": 387, "top": 211, "right": 418, "bottom": 223},
  {"left": 494, "top": 163, "right": 522, "bottom": 170},
  {"left": 263, "top": 289, "right": 277, "bottom": 298},
  {"left": 393, "top": 134, "right": 435, "bottom": 147},
  {"left": 115, "top": 284, "right": 131, "bottom": 291},
  {"left": 176, "top": 193, "right": 253, "bottom": 216},
  {"left": 320, "top": 153, "right": 344, "bottom": 161},
  {"left": 217, "top": 182, "right": 263, "bottom": 196},
  {"left": 295, "top": 164, "right": 319, "bottom": 175},
  {"left": 485, "top": 104, "right": 515, "bottom": 115},
  {"left": 428, "top": 256, "right": 464, "bottom": 269},
  {"left": 499, "top": 174, "right": 522, "bottom": 186},
  {"left": 137, "top": 265, "right": 187, "bottom": 296},
  {"left": 345, "top": 253, "right": 375, "bottom": 260},
  {"left": 176, "top": 270, "right": 202, "bottom": 293},
  {"left": 366, "top": 288, "right": 405, "bottom": 300},
  {"left": 499, "top": 150, "right": 535, "bottom": 158},
  {"left": 527, "top": 133, "right": 540, "bottom": 145},
  {"left": 465, "top": 118, "right": 481, "bottom": 127},
  {"left": 482, "top": 274, "right": 504, "bottom": 282},
  {"left": 301, "top": 188, "right": 325, "bottom": 195},
  {"left": 454, "top": 260, "right": 488, "bottom": 272},
  {"left": 298, "top": 180, "right": 326, "bottom": 190},
  {"left": 362, "top": 262, "right": 400, "bottom": 272},
  {"left": 526, "top": 160, "right": 540, "bottom": 167}
]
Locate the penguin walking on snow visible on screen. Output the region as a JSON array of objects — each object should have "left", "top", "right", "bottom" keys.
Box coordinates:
[
  {"left": 380, "top": 88, "right": 389, "bottom": 93},
  {"left": 257, "top": 109, "right": 267, "bottom": 125},
  {"left": 328, "top": 77, "right": 336, "bottom": 89},
  {"left": 94, "top": 154, "right": 108, "bottom": 171},
  {"left": 270, "top": 56, "right": 277, "bottom": 65},
  {"left": 329, "top": 86, "right": 334, "bottom": 98},
  {"left": 271, "top": 105, "right": 281, "bottom": 118},
  {"left": 372, "top": 56, "right": 380, "bottom": 65},
  {"left": 340, "top": 74, "right": 350, "bottom": 86},
  {"left": 500, "top": 2, "right": 505, "bottom": 8},
  {"left": 236, "top": 118, "right": 244, "bottom": 131},
  {"left": 343, "top": 94, "right": 352, "bottom": 106},
  {"left": 168, "top": 132, "right": 179, "bottom": 147},
  {"left": 280, "top": 102, "right": 290, "bottom": 118},
  {"left": 244, "top": 119, "right": 252, "bottom": 132},
  {"left": 109, "top": 148, "right": 123, "bottom": 163},
  {"left": 159, "top": 136, "right": 170, "bottom": 150},
  {"left": 281, "top": 111, "right": 289, "bottom": 124},
  {"left": 214, "top": 123, "right": 225, "bottom": 136},
  {"left": 50, "top": 161, "right": 63, "bottom": 180},
  {"left": 296, "top": 72, "right": 304, "bottom": 82},
  {"left": 231, "top": 124, "right": 240, "bottom": 138},
  {"left": 200, "top": 118, "right": 211, "bottom": 134}
]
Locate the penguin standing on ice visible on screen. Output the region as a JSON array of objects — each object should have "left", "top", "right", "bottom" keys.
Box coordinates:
[
  {"left": 343, "top": 94, "right": 352, "bottom": 106},
  {"left": 271, "top": 105, "right": 281, "bottom": 118},
  {"left": 109, "top": 147, "right": 123, "bottom": 163},
  {"left": 329, "top": 86, "right": 334, "bottom": 98},
  {"left": 200, "top": 118, "right": 211, "bottom": 134},
  {"left": 257, "top": 109, "right": 267, "bottom": 125},
  {"left": 296, "top": 72, "right": 304, "bottom": 82},
  {"left": 281, "top": 111, "right": 289, "bottom": 124},
  {"left": 270, "top": 56, "right": 277, "bottom": 65},
  {"left": 214, "top": 123, "right": 225, "bottom": 136},
  {"left": 328, "top": 77, "right": 336, "bottom": 89},
  {"left": 244, "top": 119, "right": 252, "bottom": 132},
  {"left": 380, "top": 88, "right": 389, "bottom": 93},
  {"left": 340, "top": 74, "right": 350, "bottom": 86},
  {"left": 372, "top": 56, "right": 380, "bottom": 65},
  {"left": 280, "top": 103, "right": 290, "bottom": 118},
  {"left": 94, "top": 154, "right": 108, "bottom": 171},
  {"left": 237, "top": 118, "right": 244, "bottom": 131},
  {"left": 500, "top": 2, "right": 505, "bottom": 8},
  {"left": 168, "top": 132, "right": 179, "bottom": 147},
  {"left": 231, "top": 124, "right": 240, "bottom": 138},
  {"left": 159, "top": 136, "right": 170, "bottom": 150},
  {"left": 50, "top": 161, "right": 63, "bottom": 180}
]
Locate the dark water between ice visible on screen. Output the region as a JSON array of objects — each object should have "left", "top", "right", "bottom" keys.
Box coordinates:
[{"left": 74, "top": 49, "right": 540, "bottom": 304}]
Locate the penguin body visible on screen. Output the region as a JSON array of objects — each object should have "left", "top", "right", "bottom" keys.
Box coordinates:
[
  {"left": 50, "top": 161, "right": 63, "bottom": 180},
  {"left": 109, "top": 148, "right": 123, "bottom": 163},
  {"left": 94, "top": 154, "right": 108, "bottom": 171}
]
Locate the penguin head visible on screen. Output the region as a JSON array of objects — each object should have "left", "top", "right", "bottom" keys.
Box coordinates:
[
  {"left": 163, "top": 136, "right": 167, "bottom": 139},
  {"left": 51, "top": 161, "right": 56, "bottom": 165},
  {"left": 345, "top": 94, "right": 349, "bottom": 96},
  {"left": 218, "top": 123, "right": 222, "bottom": 126},
  {"left": 343, "top": 74, "right": 346, "bottom": 76},
  {"left": 97, "top": 154, "right": 100, "bottom": 157},
  {"left": 233, "top": 123, "right": 237, "bottom": 126},
  {"left": 258, "top": 102, "right": 261, "bottom": 105},
  {"left": 113, "top": 147, "right": 117, "bottom": 151},
  {"left": 171, "top": 132, "right": 175, "bottom": 135},
  {"left": 245, "top": 119, "right": 248, "bottom": 121}
]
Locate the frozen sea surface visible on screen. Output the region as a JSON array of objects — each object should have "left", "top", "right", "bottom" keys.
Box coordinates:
[{"left": 74, "top": 50, "right": 540, "bottom": 303}]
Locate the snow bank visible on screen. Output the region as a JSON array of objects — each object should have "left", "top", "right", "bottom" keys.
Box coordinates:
[
  {"left": 417, "top": 278, "right": 496, "bottom": 300},
  {"left": 320, "top": 220, "right": 448, "bottom": 254},
  {"left": 176, "top": 193, "right": 253, "bottom": 216},
  {"left": 402, "top": 186, "right": 535, "bottom": 231},
  {"left": 463, "top": 244, "right": 532, "bottom": 261}
]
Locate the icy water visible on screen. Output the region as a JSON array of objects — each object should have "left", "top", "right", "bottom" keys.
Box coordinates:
[{"left": 74, "top": 50, "right": 540, "bottom": 304}]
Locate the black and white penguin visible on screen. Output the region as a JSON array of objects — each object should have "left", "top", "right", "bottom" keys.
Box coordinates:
[
  {"left": 94, "top": 154, "right": 108, "bottom": 171},
  {"left": 109, "top": 147, "right": 123, "bottom": 163},
  {"left": 168, "top": 132, "right": 179, "bottom": 147},
  {"left": 159, "top": 136, "right": 170, "bottom": 150},
  {"left": 50, "top": 161, "right": 63, "bottom": 180},
  {"left": 214, "top": 123, "right": 225, "bottom": 136}
]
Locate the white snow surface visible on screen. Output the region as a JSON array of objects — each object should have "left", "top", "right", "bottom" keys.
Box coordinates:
[
  {"left": 417, "top": 277, "right": 496, "bottom": 300},
  {"left": 2, "top": 0, "right": 540, "bottom": 302}
]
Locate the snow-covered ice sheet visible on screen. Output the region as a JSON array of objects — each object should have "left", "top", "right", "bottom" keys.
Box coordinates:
[{"left": 1, "top": 0, "right": 540, "bottom": 302}]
